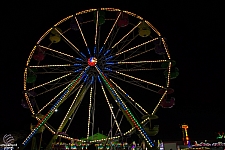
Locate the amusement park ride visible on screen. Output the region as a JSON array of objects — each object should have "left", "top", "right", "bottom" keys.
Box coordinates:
[{"left": 21, "top": 8, "right": 178, "bottom": 150}]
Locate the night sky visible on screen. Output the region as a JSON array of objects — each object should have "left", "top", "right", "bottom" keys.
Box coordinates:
[{"left": 1, "top": 0, "right": 225, "bottom": 145}]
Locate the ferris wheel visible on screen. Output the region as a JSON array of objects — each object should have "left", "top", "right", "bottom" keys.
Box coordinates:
[{"left": 22, "top": 8, "right": 178, "bottom": 149}]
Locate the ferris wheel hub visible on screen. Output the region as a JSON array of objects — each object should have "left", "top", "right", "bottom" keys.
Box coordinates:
[{"left": 88, "top": 57, "right": 97, "bottom": 66}]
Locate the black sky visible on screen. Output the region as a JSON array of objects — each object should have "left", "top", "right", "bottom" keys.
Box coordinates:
[{"left": 1, "top": 0, "right": 225, "bottom": 143}]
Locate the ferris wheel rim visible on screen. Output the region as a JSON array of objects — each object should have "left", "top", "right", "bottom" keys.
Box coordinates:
[{"left": 23, "top": 7, "right": 172, "bottom": 147}]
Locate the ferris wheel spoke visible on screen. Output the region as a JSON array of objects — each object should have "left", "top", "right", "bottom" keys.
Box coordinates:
[
  {"left": 117, "top": 34, "right": 139, "bottom": 53},
  {"left": 98, "top": 77, "right": 122, "bottom": 136},
  {"left": 111, "top": 22, "right": 142, "bottom": 49},
  {"left": 87, "top": 86, "right": 93, "bottom": 139},
  {"left": 38, "top": 45, "right": 75, "bottom": 58},
  {"left": 111, "top": 70, "right": 165, "bottom": 89},
  {"left": 111, "top": 37, "right": 159, "bottom": 59},
  {"left": 110, "top": 79, "right": 149, "bottom": 115},
  {"left": 45, "top": 53, "right": 75, "bottom": 64},
  {"left": 35, "top": 81, "right": 72, "bottom": 97},
  {"left": 99, "top": 12, "right": 122, "bottom": 55},
  {"left": 116, "top": 68, "right": 166, "bottom": 72},
  {"left": 27, "top": 73, "right": 73, "bottom": 91},
  {"left": 22, "top": 69, "right": 88, "bottom": 146},
  {"left": 37, "top": 83, "right": 82, "bottom": 114},
  {"left": 94, "top": 10, "right": 99, "bottom": 47},
  {"left": 107, "top": 74, "right": 159, "bottom": 94},
  {"left": 152, "top": 90, "right": 167, "bottom": 115},
  {"left": 74, "top": 15, "right": 90, "bottom": 56},
  {"left": 105, "top": 27, "right": 120, "bottom": 53},
  {"left": 29, "top": 64, "right": 74, "bottom": 68},
  {"left": 57, "top": 84, "right": 84, "bottom": 132},
  {"left": 53, "top": 27, "right": 86, "bottom": 59},
  {"left": 35, "top": 74, "right": 81, "bottom": 97},
  {"left": 106, "top": 60, "right": 170, "bottom": 65},
  {"left": 121, "top": 48, "right": 155, "bottom": 62}
]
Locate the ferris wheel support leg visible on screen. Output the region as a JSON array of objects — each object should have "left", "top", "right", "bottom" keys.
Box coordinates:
[
  {"left": 46, "top": 82, "right": 91, "bottom": 150},
  {"left": 95, "top": 66, "right": 155, "bottom": 148},
  {"left": 21, "top": 70, "right": 88, "bottom": 149}
]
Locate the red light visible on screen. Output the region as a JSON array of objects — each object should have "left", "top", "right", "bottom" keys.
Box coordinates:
[{"left": 88, "top": 57, "right": 97, "bottom": 66}]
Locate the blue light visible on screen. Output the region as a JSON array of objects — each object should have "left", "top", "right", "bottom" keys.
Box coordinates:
[
  {"left": 105, "top": 62, "right": 114, "bottom": 65},
  {"left": 75, "top": 58, "right": 83, "bottom": 61},
  {"left": 104, "top": 67, "right": 112, "bottom": 71},
  {"left": 104, "top": 50, "right": 110, "bottom": 56},
  {"left": 74, "top": 64, "right": 82, "bottom": 66},
  {"left": 84, "top": 75, "right": 88, "bottom": 82},
  {"left": 94, "top": 46, "right": 96, "bottom": 55},
  {"left": 99, "top": 46, "right": 104, "bottom": 54},
  {"left": 87, "top": 48, "right": 91, "bottom": 55},
  {"left": 74, "top": 68, "right": 83, "bottom": 72},
  {"left": 97, "top": 76, "right": 102, "bottom": 84},
  {"left": 80, "top": 52, "right": 86, "bottom": 58},
  {"left": 91, "top": 76, "right": 94, "bottom": 84},
  {"left": 105, "top": 56, "right": 113, "bottom": 61}
]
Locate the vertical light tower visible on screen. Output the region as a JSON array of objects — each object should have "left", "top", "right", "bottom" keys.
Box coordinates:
[{"left": 181, "top": 124, "right": 189, "bottom": 145}]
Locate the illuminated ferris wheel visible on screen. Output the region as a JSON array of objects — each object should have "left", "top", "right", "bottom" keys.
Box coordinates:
[{"left": 22, "top": 8, "right": 178, "bottom": 149}]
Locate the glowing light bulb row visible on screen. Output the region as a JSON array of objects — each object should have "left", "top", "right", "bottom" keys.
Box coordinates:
[
  {"left": 117, "top": 68, "right": 164, "bottom": 71},
  {"left": 54, "top": 28, "right": 80, "bottom": 53},
  {"left": 96, "top": 66, "right": 154, "bottom": 147},
  {"left": 95, "top": 66, "right": 127, "bottom": 110},
  {"left": 112, "top": 22, "right": 142, "bottom": 49},
  {"left": 115, "top": 37, "right": 159, "bottom": 56},
  {"left": 87, "top": 87, "right": 93, "bottom": 139},
  {"left": 94, "top": 46, "right": 96, "bottom": 55},
  {"left": 74, "top": 15, "right": 89, "bottom": 52},
  {"left": 28, "top": 73, "right": 72, "bottom": 91},
  {"left": 104, "top": 50, "right": 110, "bottom": 56},
  {"left": 94, "top": 11, "right": 98, "bottom": 45},
  {"left": 122, "top": 48, "right": 154, "bottom": 62},
  {"left": 109, "top": 79, "right": 148, "bottom": 114},
  {"left": 103, "top": 12, "right": 121, "bottom": 45},
  {"left": 27, "top": 46, "right": 36, "bottom": 66},
  {"left": 24, "top": 93, "right": 35, "bottom": 114},
  {"left": 24, "top": 68, "right": 28, "bottom": 90},
  {"left": 58, "top": 84, "right": 84, "bottom": 131},
  {"left": 37, "top": 28, "right": 52, "bottom": 44},
  {"left": 144, "top": 20, "right": 161, "bottom": 36},
  {"left": 100, "top": 85, "right": 122, "bottom": 133},
  {"left": 101, "top": 8, "right": 121, "bottom": 12},
  {"left": 117, "top": 60, "right": 169, "bottom": 64},
  {"left": 54, "top": 16, "right": 73, "bottom": 26},
  {"left": 167, "top": 62, "right": 171, "bottom": 88},
  {"left": 99, "top": 46, "right": 104, "bottom": 54},
  {"left": 29, "top": 64, "right": 72, "bottom": 68},
  {"left": 161, "top": 37, "right": 171, "bottom": 59},
  {"left": 75, "top": 9, "right": 97, "bottom": 15},
  {"left": 152, "top": 91, "right": 167, "bottom": 115},
  {"left": 38, "top": 45, "right": 74, "bottom": 58},
  {"left": 122, "top": 11, "right": 143, "bottom": 20},
  {"left": 35, "top": 117, "right": 55, "bottom": 134},
  {"left": 106, "top": 60, "right": 169, "bottom": 65},
  {"left": 38, "top": 82, "right": 76, "bottom": 114},
  {"left": 105, "top": 56, "right": 113, "bottom": 61},
  {"left": 115, "top": 71, "right": 165, "bottom": 89},
  {"left": 74, "top": 64, "right": 82, "bottom": 66},
  {"left": 74, "top": 68, "right": 83, "bottom": 73}
]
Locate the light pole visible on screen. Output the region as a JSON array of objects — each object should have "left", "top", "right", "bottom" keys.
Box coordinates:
[
  {"left": 110, "top": 104, "right": 113, "bottom": 139},
  {"left": 110, "top": 104, "right": 113, "bottom": 150}
]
